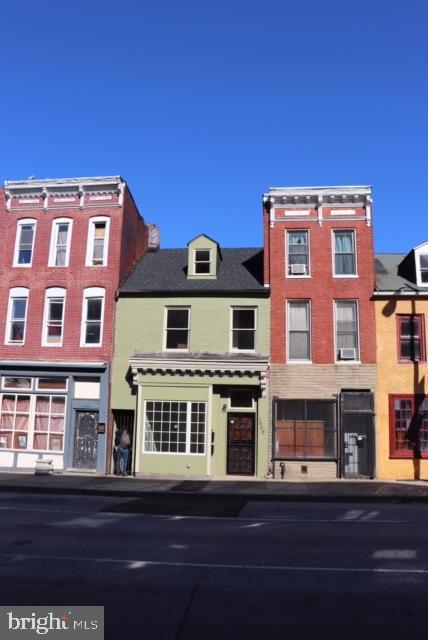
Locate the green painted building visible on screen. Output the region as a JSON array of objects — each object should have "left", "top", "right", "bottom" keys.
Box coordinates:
[{"left": 111, "top": 235, "right": 270, "bottom": 478}]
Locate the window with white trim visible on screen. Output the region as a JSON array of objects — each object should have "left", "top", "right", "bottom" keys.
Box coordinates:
[
  {"left": 335, "top": 300, "right": 359, "bottom": 361},
  {"left": 333, "top": 230, "right": 356, "bottom": 276},
  {"left": 81, "top": 287, "right": 105, "bottom": 346},
  {"left": 49, "top": 219, "right": 72, "bottom": 267},
  {"left": 194, "top": 249, "right": 211, "bottom": 274},
  {"left": 231, "top": 308, "right": 256, "bottom": 351},
  {"left": 287, "top": 301, "right": 311, "bottom": 361},
  {"left": 42, "top": 288, "right": 66, "bottom": 347},
  {"left": 5, "top": 288, "right": 29, "bottom": 345},
  {"left": 144, "top": 401, "right": 206, "bottom": 454},
  {"left": 0, "top": 392, "right": 66, "bottom": 452},
  {"left": 287, "top": 231, "right": 309, "bottom": 276},
  {"left": 13, "top": 219, "right": 36, "bottom": 267},
  {"left": 164, "top": 308, "right": 190, "bottom": 350},
  {"left": 86, "top": 217, "right": 110, "bottom": 266}
]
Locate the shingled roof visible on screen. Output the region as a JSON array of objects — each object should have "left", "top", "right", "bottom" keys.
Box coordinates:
[
  {"left": 375, "top": 253, "right": 424, "bottom": 293},
  {"left": 120, "top": 247, "right": 266, "bottom": 294}
]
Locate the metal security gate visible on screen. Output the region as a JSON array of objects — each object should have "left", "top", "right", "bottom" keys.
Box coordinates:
[
  {"left": 227, "top": 414, "right": 255, "bottom": 475},
  {"left": 341, "top": 392, "right": 375, "bottom": 478},
  {"left": 72, "top": 411, "right": 99, "bottom": 470}
]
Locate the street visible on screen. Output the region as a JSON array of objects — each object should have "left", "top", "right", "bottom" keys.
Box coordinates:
[{"left": 0, "top": 491, "right": 427, "bottom": 639}]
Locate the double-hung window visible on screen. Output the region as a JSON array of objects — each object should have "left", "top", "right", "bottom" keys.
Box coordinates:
[
  {"left": 5, "top": 288, "right": 29, "bottom": 345},
  {"left": 43, "top": 288, "right": 66, "bottom": 346},
  {"left": 164, "top": 308, "right": 190, "bottom": 350},
  {"left": 287, "top": 231, "right": 309, "bottom": 276},
  {"left": 86, "top": 217, "right": 110, "bottom": 266},
  {"left": 231, "top": 308, "right": 256, "bottom": 351},
  {"left": 419, "top": 255, "right": 428, "bottom": 284},
  {"left": 49, "top": 219, "right": 72, "bottom": 267},
  {"left": 287, "top": 301, "right": 311, "bottom": 361},
  {"left": 81, "top": 287, "right": 105, "bottom": 346},
  {"left": 335, "top": 300, "right": 359, "bottom": 361},
  {"left": 144, "top": 401, "right": 206, "bottom": 454},
  {"left": 397, "top": 315, "right": 424, "bottom": 362},
  {"left": 333, "top": 230, "right": 356, "bottom": 276},
  {"left": 194, "top": 250, "right": 211, "bottom": 274},
  {"left": 14, "top": 219, "right": 36, "bottom": 267}
]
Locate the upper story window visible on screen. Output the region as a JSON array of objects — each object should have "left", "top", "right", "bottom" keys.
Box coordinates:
[
  {"left": 164, "top": 308, "right": 190, "bottom": 350},
  {"left": 287, "top": 300, "right": 311, "bottom": 361},
  {"left": 419, "top": 255, "right": 428, "bottom": 284},
  {"left": 194, "top": 250, "right": 211, "bottom": 274},
  {"left": 397, "top": 315, "right": 424, "bottom": 362},
  {"left": 286, "top": 231, "right": 309, "bottom": 277},
  {"left": 333, "top": 230, "right": 356, "bottom": 276},
  {"left": 335, "top": 300, "right": 359, "bottom": 361},
  {"left": 5, "top": 287, "right": 29, "bottom": 345},
  {"left": 85, "top": 217, "right": 110, "bottom": 267},
  {"left": 231, "top": 308, "right": 256, "bottom": 351},
  {"left": 80, "top": 287, "right": 105, "bottom": 347},
  {"left": 49, "top": 219, "right": 72, "bottom": 267},
  {"left": 42, "top": 288, "right": 66, "bottom": 347},
  {"left": 13, "top": 219, "right": 36, "bottom": 267}
]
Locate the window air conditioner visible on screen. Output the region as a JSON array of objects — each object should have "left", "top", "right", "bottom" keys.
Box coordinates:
[
  {"left": 290, "top": 263, "right": 307, "bottom": 275},
  {"left": 339, "top": 348, "right": 357, "bottom": 360}
]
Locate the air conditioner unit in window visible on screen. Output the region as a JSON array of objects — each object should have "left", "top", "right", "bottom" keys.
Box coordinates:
[
  {"left": 339, "top": 348, "right": 357, "bottom": 360},
  {"left": 290, "top": 263, "right": 307, "bottom": 275}
]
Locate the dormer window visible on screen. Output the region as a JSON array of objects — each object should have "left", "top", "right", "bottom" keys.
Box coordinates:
[
  {"left": 194, "top": 250, "right": 211, "bottom": 274},
  {"left": 419, "top": 255, "right": 428, "bottom": 283}
]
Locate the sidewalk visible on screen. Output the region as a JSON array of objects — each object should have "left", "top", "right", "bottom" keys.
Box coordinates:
[{"left": 0, "top": 472, "right": 428, "bottom": 502}]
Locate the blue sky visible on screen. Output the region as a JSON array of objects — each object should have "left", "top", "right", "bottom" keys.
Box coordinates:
[{"left": 1, "top": 0, "right": 427, "bottom": 251}]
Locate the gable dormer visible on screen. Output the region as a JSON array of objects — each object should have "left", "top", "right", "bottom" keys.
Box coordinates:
[
  {"left": 187, "top": 234, "right": 221, "bottom": 279},
  {"left": 397, "top": 242, "right": 428, "bottom": 288}
]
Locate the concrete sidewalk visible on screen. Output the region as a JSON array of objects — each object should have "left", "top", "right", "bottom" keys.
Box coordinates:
[{"left": 0, "top": 472, "right": 428, "bottom": 502}]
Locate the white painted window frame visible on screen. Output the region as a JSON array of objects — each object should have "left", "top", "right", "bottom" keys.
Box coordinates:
[
  {"left": 333, "top": 299, "right": 360, "bottom": 363},
  {"left": 332, "top": 229, "right": 358, "bottom": 278},
  {"left": 5, "top": 287, "right": 29, "bottom": 346},
  {"left": 285, "top": 229, "right": 311, "bottom": 278},
  {"left": 230, "top": 307, "right": 257, "bottom": 353},
  {"left": 286, "top": 300, "right": 312, "bottom": 363},
  {"left": 80, "top": 287, "right": 105, "bottom": 347},
  {"left": 13, "top": 218, "right": 37, "bottom": 268},
  {"left": 42, "top": 287, "right": 66, "bottom": 347},
  {"left": 163, "top": 307, "right": 191, "bottom": 351},
  {"left": 85, "top": 216, "right": 110, "bottom": 267},
  {"left": 143, "top": 400, "right": 207, "bottom": 455},
  {"left": 48, "top": 218, "right": 73, "bottom": 267},
  {"left": 193, "top": 248, "right": 212, "bottom": 275}
]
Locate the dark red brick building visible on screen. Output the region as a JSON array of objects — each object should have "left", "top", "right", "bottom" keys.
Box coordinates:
[
  {"left": 264, "top": 186, "right": 376, "bottom": 479},
  {"left": 0, "top": 176, "right": 152, "bottom": 473}
]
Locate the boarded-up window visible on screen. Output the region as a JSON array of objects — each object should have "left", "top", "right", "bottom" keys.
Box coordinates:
[{"left": 275, "top": 399, "right": 336, "bottom": 459}]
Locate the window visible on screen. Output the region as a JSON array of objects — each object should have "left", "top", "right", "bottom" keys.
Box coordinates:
[
  {"left": 164, "top": 308, "right": 190, "bottom": 350},
  {"left": 335, "top": 301, "right": 359, "bottom": 361},
  {"left": 287, "top": 301, "right": 310, "bottom": 361},
  {"left": 86, "top": 217, "right": 110, "bottom": 266},
  {"left": 5, "top": 288, "right": 29, "bottom": 345},
  {"left": 275, "top": 399, "right": 337, "bottom": 459},
  {"left": 230, "top": 389, "right": 254, "bottom": 409},
  {"left": 231, "top": 308, "right": 256, "bottom": 351},
  {"left": 194, "top": 249, "right": 211, "bottom": 274},
  {"left": 333, "top": 230, "right": 356, "bottom": 276},
  {"left": 287, "top": 231, "right": 309, "bottom": 276},
  {"left": 42, "top": 288, "right": 66, "bottom": 346},
  {"left": 390, "top": 396, "right": 428, "bottom": 458},
  {"left": 0, "top": 391, "right": 66, "bottom": 452},
  {"left": 49, "top": 219, "right": 72, "bottom": 267},
  {"left": 397, "top": 315, "right": 424, "bottom": 362},
  {"left": 419, "top": 255, "right": 428, "bottom": 284},
  {"left": 81, "top": 287, "right": 105, "bottom": 346},
  {"left": 14, "top": 219, "right": 36, "bottom": 267},
  {"left": 144, "top": 401, "right": 206, "bottom": 454}
]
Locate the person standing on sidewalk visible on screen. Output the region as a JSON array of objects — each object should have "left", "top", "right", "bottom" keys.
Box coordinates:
[{"left": 115, "top": 428, "right": 131, "bottom": 476}]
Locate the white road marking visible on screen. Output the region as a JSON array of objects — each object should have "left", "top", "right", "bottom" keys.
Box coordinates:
[{"left": 0, "top": 552, "right": 427, "bottom": 575}]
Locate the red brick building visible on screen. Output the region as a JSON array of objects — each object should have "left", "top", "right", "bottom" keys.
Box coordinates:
[
  {"left": 0, "top": 176, "right": 152, "bottom": 473},
  {"left": 264, "top": 186, "right": 376, "bottom": 479}
]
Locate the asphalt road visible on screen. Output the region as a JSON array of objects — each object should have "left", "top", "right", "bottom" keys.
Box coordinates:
[{"left": 0, "top": 492, "right": 427, "bottom": 639}]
